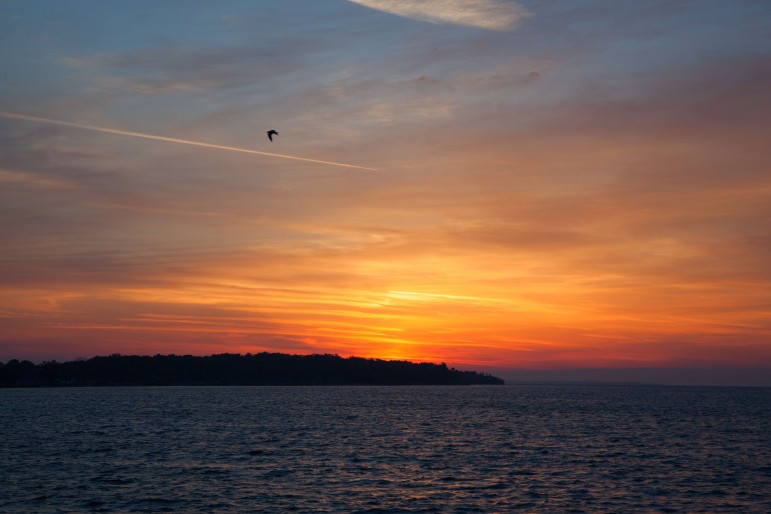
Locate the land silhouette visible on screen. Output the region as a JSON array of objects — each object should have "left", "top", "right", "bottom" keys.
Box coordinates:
[{"left": 0, "top": 353, "right": 504, "bottom": 387}]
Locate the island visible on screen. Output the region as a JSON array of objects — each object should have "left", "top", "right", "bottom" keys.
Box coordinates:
[{"left": 0, "top": 353, "right": 504, "bottom": 387}]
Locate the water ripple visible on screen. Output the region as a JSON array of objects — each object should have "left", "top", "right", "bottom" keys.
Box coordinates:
[{"left": 1, "top": 385, "right": 769, "bottom": 512}]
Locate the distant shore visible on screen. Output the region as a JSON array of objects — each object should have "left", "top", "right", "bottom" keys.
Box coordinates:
[{"left": 0, "top": 353, "right": 504, "bottom": 387}]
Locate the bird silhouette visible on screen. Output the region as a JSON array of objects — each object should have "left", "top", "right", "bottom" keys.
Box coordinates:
[{"left": 266, "top": 129, "right": 278, "bottom": 142}]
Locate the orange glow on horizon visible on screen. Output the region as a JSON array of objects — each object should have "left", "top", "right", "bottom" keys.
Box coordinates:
[{"left": 3, "top": 243, "right": 769, "bottom": 368}]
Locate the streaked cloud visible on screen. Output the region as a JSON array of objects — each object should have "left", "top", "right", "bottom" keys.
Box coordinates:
[
  {"left": 348, "top": 0, "right": 531, "bottom": 30},
  {"left": 0, "top": 168, "right": 73, "bottom": 189}
]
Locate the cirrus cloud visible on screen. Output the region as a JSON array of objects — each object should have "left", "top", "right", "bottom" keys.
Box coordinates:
[{"left": 348, "top": 0, "right": 532, "bottom": 30}]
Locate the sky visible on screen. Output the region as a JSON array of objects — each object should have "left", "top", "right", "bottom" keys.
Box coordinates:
[{"left": 1, "top": 0, "right": 770, "bottom": 385}]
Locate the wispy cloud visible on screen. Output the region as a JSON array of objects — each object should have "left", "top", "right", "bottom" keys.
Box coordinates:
[
  {"left": 348, "top": 0, "right": 531, "bottom": 30},
  {"left": 0, "top": 168, "right": 73, "bottom": 189}
]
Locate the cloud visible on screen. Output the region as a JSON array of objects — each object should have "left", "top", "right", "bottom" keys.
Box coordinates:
[
  {"left": 0, "top": 168, "right": 74, "bottom": 189},
  {"left": 348, "top": 0, "right": 531, "bottom": 30},
  {"left": 64, "top": 45, "right": 301, "bottom": 96}
]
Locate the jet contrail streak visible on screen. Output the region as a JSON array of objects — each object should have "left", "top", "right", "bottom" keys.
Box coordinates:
[{"left": 0, "top": 112, "right": 377, "bottom": 171}]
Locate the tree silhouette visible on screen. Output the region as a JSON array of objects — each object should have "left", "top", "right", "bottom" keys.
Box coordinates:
[{"left": 0, "top": 353, "right": 504, "bottom": 387}]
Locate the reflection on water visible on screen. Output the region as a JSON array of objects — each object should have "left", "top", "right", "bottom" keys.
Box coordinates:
[{"left": 1, "top": 385, "right": 769, "bottom": 512}]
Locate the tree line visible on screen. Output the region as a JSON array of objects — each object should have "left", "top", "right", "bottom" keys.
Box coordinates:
[{"left": 0, "top": 353, "right": 504, "bottom": 387}]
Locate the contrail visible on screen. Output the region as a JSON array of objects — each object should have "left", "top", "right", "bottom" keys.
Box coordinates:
[{"left": 0, "top": 111, "right": 377, "bottom": 171}]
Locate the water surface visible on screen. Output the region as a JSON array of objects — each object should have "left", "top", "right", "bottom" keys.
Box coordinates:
[{"left": 1, "top": 385, "right": 769, "bottom": 512}]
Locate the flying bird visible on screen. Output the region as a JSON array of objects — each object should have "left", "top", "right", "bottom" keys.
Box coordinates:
[{"left": 266, "top": 129, "right": 278, "bottom": 142}]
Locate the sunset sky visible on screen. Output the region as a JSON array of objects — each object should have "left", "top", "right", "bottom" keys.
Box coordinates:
[{"left": 1, "top": 1, "right": 770, "bottom": 384}]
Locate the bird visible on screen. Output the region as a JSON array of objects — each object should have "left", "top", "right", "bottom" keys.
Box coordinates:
[{"left": 266, "top": 129, "right": 278, "bottom": 142}]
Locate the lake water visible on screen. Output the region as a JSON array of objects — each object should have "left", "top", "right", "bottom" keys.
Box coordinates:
[{"left": 1, "top": 385, "right": 769, "bottom": 513}]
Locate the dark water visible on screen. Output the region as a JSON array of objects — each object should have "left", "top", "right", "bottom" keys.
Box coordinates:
[{"left": 1, "top": 385, "right": 769, "bottom": 513}]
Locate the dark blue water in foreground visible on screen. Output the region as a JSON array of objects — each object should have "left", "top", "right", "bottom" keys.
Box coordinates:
[{"left": 1, "top": 385, "right": 769, "bottom": 513}]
